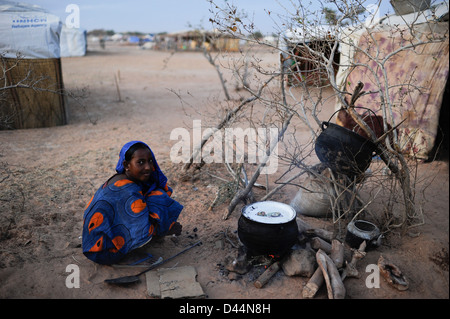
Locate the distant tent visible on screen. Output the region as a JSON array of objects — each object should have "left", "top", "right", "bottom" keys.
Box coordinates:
[
  {"left": 60, "top": 24, "right": 87, "bottom": 57},
  {"left": 0, "top": 0, "right": 67, "bottom": 129},
  {"left": 162, "top": 30, "right": 240, "bottom": 52},
  {"left": 128, "top": 36, "right": 140, "bottom": 44}
]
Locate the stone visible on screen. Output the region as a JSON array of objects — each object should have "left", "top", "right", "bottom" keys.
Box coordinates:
[
  {"left": 146, "top": 266, "right": 206, "bottom": 299},
  {"left": 145, "top": 270, "right": 161, "bottom": 298},
  {"left": 281, "top": 249, "right": 317, "bottom": 277}
]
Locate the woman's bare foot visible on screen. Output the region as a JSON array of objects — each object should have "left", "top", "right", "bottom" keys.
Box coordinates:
[{"left": 167, "top": 222, "right": 182, "bottom": 236}]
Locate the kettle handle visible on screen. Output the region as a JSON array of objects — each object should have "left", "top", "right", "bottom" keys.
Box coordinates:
[
  {"left": 321, "top": 121, "right": 329, "bottom": 131},
  {"left": 326, "top": 106, "right": 383, "bottom": 129}
]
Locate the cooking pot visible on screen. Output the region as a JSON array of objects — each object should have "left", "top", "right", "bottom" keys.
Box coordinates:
[
  {"left": 345, "top": 219, "right": 381, "bottom": 249},
  {"left": 315, "top": 121, "right": 377, "bottom": 178},
  {"left": 238, "top": 201, "right": 299, "bottom": 257}
]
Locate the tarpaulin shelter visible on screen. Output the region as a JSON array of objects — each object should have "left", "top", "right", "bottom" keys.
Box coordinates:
[
  {"left": 60, "top": 24, "right": 87, "bottom": 57},
  {"left": 0, "top": 0, "right": 66, "bottom": 129},
  {"left": 335, "top": 1, "right": 449, "bottom": 159}
]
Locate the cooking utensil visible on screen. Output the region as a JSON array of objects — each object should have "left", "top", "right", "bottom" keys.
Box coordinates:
[
  {"left": 315, "top": 108, "right": 378, "bottom": 178},
  {"left": 345, "top": 220, "right": 381, "bottom": 249},
  {"left": 238, "top": 201, "right": 298, "bottom": 257},
  {"left": 104, "top": 241, "right": 202, "bottom": 285}
]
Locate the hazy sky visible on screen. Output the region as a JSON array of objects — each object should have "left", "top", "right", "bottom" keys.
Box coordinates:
[{"left": 23, "top": 0, "right": 398, "bottom": 34}]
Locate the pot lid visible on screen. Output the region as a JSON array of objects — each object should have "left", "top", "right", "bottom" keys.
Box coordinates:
[{"left": 242, "top": 201, "right": 296, "bottom": 224}]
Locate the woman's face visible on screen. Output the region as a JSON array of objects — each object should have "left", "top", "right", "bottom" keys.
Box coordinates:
[{"left": 124, "top": 148, "right": 154, "bottom": 183}]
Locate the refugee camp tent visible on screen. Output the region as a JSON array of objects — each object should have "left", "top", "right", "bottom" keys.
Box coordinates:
[
  {"left": 161, "top": 30, "right": 240, "bottom": 52},
  {"left": 280, "top": 24, "right": 340, "bottom": 86},
  {"left": 60, "top": 24, "right": 87, "bottom": 57},
  {"left": 128, "top": 36, "right": 140, "bottom": 44},
  {"left": 334, "top": 0, "right": 449, "bottom": 160},
  {"left": 0, "top": 0, "right": 66, "bottom": 129}
]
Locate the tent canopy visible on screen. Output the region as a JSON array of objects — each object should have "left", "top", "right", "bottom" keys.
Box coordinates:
[
  {"left": 60, "top": 24, "right": 86, "bottom": 57},
  {"left": 335, "top": 0, "right": 449, "bottom": 159},
  {"left": 0, "top": 0, "right": 62, "bottom": 59}
]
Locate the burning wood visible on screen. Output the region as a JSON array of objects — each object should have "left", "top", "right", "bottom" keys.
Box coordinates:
[{"left": 254, "top": 261, "right": 281, "bottom": 289}]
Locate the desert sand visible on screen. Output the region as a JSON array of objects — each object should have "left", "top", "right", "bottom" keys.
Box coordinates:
[{"left": 0, "top": 42, "right": 448, "bottom": 301}]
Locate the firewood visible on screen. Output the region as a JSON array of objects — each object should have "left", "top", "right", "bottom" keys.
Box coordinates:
[
  {"left": 254, "top": 261, "right": 281, "bottom": 289},
  {"left": 303, "top": 240, "right": 345, "bottom": 299},
  {"left": 302, "top": 267, "right": 324, "bottom": 298},
  {"left": 330, "top": 239, "right": 344, "bottom": 269},
  {"left": 311, "top": 237, "right": 352, "bottom": 262},
  {"left": 310, "top": 237, "right": 332, "bottom": 253},
  {"left": 341, "top": 240, "right": 367, "bottom": 281},
  {"left": 316, "top": 249, "right": 346, "bottom": 299},
  {"left": 296, "top": 217, "right": 313, "bottom": 233},
  {"left": 296, "top": 217, "right": 334, "bottom": 242},
  {"left": 305, "top": 228, "right": 334, "bottom": 242}
]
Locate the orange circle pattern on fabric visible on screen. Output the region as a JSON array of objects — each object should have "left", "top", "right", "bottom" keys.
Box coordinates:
[
  {"left": 131, "top": 199, "right": 147, "bottom": 213},
  {"left": 111, "top": 236, "right": 125, "bottom": 252},
  {"left": 88, "top": 212, "right": 104, "bottom": 234},
  {"left": 114, "top": 179, "right": 134, "bottom": 187}
]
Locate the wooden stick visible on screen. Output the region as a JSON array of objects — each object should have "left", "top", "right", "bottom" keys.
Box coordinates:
[
  {"left": 305, "top": 228, "right": 334, "bottom": 242},
  {"left": 374, "top": 118, "right": 406, "bottom": 144},
  {"left": 254, "top": 261, "right": 281, "bottom": 289},
  {"left": 302, "top": 267, "right": 324, "bottom": 298},
  {"left": 316, "top": 249, "right": 346, "bottom": 299},
  {"left": 296, "top": 217, "right": 313, "bottom": 233},
  {"left": 310, "top": 236, "right": 352, "bottom": 262},
  {"left": 330, "top": 239, "right": 344, "bottom": 269},
  {"left": 310, "top": 237, "right": 332, "bottom": 254},
  {"left": 114, "top": 73, "right": 122, "bottom": 102},
  {"left": 341, "top": 241, "right": 367, "bottom": 281}
]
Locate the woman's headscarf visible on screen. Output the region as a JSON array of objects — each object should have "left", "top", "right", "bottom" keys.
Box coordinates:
[{"left": 115, "top": 140, "right": 168, "bottom": 192}]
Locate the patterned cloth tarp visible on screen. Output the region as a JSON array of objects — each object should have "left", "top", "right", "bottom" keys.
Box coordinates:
[{"left": 337, "top": 22, "right": 448, "bottom": 159}]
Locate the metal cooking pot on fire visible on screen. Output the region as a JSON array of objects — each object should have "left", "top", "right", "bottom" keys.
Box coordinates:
[{"left": 238, "top": 201, "right": 299, "bottom": 257}]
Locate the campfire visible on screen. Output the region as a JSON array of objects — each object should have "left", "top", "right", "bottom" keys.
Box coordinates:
[{"left": 221, "top": 216, "right": 409, "bottom": 298}]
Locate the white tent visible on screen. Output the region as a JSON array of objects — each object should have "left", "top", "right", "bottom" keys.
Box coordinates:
[
  {"left": 0, "top": 0, "right": 62, "bottom": 59},
  {"left": 381, "top": 0, "right": 448, "bottom": 25},
  {"left": 0, "top": 1, "right": 67, "bottom": 129},
  {"left": 60, "top": 24, "right": 86, "bottom": 57},
  {"left": 280, "top": 24, "right": 339, "bottom": 52}
]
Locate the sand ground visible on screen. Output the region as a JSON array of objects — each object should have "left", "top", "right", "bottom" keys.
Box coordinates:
[{"left": 0, "top": 42, "right": 448, "bottom": 300}]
